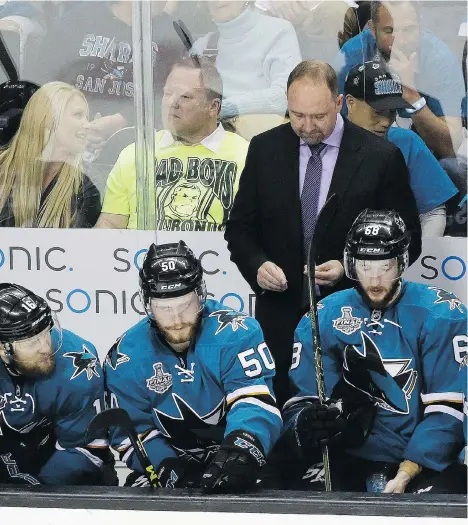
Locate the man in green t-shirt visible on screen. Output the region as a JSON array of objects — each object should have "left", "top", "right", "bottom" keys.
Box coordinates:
[{"left": 96, "top": 57, "right": 249, "bottom": 231}]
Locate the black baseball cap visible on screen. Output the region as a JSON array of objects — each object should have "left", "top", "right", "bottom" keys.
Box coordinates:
[{"left": 344, "top": 61, "right": 412, "bottom": 111}]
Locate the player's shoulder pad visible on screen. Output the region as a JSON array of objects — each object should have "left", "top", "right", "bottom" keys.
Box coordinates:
[
  {"left": 55, "top": 329, "right": 103, "bottom": 392},
  {"left": 406, "top": 282, "right": 466, "bottom": 320},
  {"left": 103, "top": 318, "right": 150, "bottom": 371},
  {"left": 201, "top": 300, "right": 262, "bottom": 344}
]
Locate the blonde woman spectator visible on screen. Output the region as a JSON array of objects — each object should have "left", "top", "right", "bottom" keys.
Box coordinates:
[
  {"left": 0, "top": 81, "right": 101, "bottom": 228},
  {"left": 191, "top": 1, "right": 301, "bottom": 119}
]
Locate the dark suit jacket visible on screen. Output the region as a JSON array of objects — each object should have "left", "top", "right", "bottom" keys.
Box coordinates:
[{"left": 224, "top": 119, "right": 421, "bottom": 386}]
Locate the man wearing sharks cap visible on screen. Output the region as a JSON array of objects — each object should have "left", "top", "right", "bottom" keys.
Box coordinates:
[
  {"left": 279, "top": 209, "right": 466, "bottom": 493},
  {"left": 345, "top": 61, "right": 457, "bottom": 237}
]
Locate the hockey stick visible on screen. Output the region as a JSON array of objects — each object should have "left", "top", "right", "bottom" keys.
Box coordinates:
[
  {"left": 306, "top": 192, "right": 336, "bottom": 492},
  {"left": 172, "top": 19, "right": 194, "bottom": 54},
  {"left": 87, "top": 408, "right": 162, "bottom": 488}
]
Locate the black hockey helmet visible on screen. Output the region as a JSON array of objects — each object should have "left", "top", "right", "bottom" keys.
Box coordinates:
[
  {"left": 344, "top": 209, "right": 411, "bottom": 280},
  {"left": 0, "top": 283, "right": 54, "bottom": 343},
  {"left": 139, "top": 241, "right": 206, "bottom": 303}
]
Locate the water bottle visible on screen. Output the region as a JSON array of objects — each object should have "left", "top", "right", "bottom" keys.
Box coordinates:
[
  {"left": 366, "top": 462, "right": 396, "bottom": 493},
  {"left": 366, "top": 471, "right": 390, "bottom": 493}
]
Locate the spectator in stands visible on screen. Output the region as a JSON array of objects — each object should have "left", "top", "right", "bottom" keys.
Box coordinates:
[
  {"left": 444, "top": 22, "right": 467, "bottom": 237},
  {"left": 0, "top": 81, "right": 101, "bottom": 228},
  {"left": 256, "top": 0, "right": 361, "bottom": 63},
  {"left": 338, "top": 1, "right": 371, "bottom": 48},
  {"left": 28, "top": 1, "right": 185, "bottom": 152},
  {"left": 95, "top": 57, "right": 248, "bottom": 230},
  {"left": 345, "top": 61, "right": 457, "bottom": 237},
  {"left": 334, "top": 0, "right": 465, "bottom": 161},
  {"left": 190, "top": 1, "right": 301, "bottom": 119}
]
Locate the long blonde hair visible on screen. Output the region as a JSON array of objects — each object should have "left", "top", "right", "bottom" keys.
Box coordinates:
[{"left": 0, "top": 82, "right": 88, "bottom": 228}]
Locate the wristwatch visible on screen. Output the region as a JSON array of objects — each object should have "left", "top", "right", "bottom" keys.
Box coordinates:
[{"left": 405, "top": 97, "right": 427, "bottom": 114}]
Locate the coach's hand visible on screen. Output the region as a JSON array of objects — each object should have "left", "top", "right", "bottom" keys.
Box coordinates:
[
  {"left": 314, "top": 260, "right": 344, "bottom": 287},
  {"left": 257, "top": 262, "right": 288, "bottom": 292}
]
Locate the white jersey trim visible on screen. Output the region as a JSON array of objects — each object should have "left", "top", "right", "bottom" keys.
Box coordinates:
[
  {"left": 88, "top": 439, "right": 109, "bottom": 447},
  {"left": 121, "top": 429, "right": 161, "bottom": 464},
  {"left": 226, "top": 385, "right": 272, "bottom": 404},
  {"left": 55, "top": 442, "right": 104, "bottom": 468},
  {"left": 230, "top": 397, "right": 282, "bottom": 419},
  {"left": 421, "top": 392, "right": 464, "bottom": 403},
  {"left": 424, "top": 404, "right": 464, "bottom": 421}
]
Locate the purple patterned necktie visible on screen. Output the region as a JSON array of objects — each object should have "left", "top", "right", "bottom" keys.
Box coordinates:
[
  {"left": 301, "top": 142, "right": 326, "bottom": 255},
  {"left": 301, "top": 142, "right": 326, "bottom": 308}
]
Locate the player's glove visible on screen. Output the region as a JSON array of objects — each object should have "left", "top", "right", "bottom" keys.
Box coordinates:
[
  {"left": 201, "top": 430, "right": 266, "bottom": 493},
  {"left": 156, "top": 457, "right": 192, "bottom": 488},
  {"left": 124, "top": 457, "right": 191, "bottom": 488},
  {"left": 124, "top": 471, "right": 151, "bottom": 487},
  {"left": 294, "top": 399, "right": 348, "bottom": 450}
]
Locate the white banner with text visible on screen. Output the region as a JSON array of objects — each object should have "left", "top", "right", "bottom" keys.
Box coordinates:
[{"left": 0, "top": 229, "right": 465, "bottom": 361}]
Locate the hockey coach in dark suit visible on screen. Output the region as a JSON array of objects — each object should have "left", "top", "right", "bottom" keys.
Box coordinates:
[{"left": 224, "top": 60, "right": 421, "bottom": 406}]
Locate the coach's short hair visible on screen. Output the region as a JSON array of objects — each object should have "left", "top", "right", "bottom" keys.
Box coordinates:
[{"left": 287, "top": 61, "right": 338, "bottom": 97}]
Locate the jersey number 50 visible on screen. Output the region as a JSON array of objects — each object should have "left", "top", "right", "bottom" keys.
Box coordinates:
[{"left": 238, "top": 343, "right": 275, "bottom": 377}]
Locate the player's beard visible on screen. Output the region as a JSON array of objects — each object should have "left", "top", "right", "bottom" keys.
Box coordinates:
[
  {"left": 358, "top": 279, "right": 401, "bottom": 309},
  {"left": 13, "top": 353, "right": 56, "bottom": 378},
  {"left": 156, "top": 318, "right": 201, "bottom": 352}
]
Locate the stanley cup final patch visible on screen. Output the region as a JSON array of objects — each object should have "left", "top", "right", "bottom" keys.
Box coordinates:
[
  {"left": 333, "top": 307, "right": 362, "bottom": 335},
  {"left": 147, "top": 363, "right": 173, "bottom": 394}
]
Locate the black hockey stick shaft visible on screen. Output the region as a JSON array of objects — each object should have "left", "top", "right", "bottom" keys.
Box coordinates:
[
  {"left": 307, "top": 193, "right": 336, "bottom": 492},
  {"left": 172, "top": 19, "right": 194, "bottom": 53},
  {"left": 87, "top": 408, "right": 162, "bottom": 488}
]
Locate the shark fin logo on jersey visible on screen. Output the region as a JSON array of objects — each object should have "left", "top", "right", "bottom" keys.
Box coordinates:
[
  {"left": 64, "top": 345, "right": 100, "bottom": 380},
  {"left": 209, "top": 310, "right": 249, "bottom": 336},
  {"left": 333, "top": 307, "right": 362, "bottom": 335},
  {"left": 343, "top": 331, "right": 417, "bottom": 414},
  {"left": 147, "top": 363, "right": 172, "bottom": 394},
  {"left": 429, "top": 287, "right": 464, "bottom": 313},
  {"left": 317, "top": 303, "right": 325, "bottom": 310},
  {"left": 153, "top": 393, "right": 225, "bottom": 448},
  {"left": 105, "top": 336, "right": 130, "bottom": 371}
]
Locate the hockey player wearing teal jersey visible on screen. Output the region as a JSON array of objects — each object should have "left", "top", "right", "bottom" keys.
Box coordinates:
[
  {"left": 0, "top": 283, "right": 113, "bottom": 485},
  {"left": 282, "top": 210, "right": 466, "bottom": 493},
  {"left": 104, "top": 241, "right": 282, "bottom": 492}
]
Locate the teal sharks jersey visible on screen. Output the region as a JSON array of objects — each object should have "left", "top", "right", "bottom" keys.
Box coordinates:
[
  {"left": 104, "top": 299, "right": 282, "bottom": 473},
  {"left": 0, "top": 329, "right": 107, "bottom": 484},
  {"left": 285, "top": 281, "right": 466, "bottom": 472}
]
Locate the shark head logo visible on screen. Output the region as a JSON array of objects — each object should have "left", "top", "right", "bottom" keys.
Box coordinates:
[
  {"left": 209, "top": 310, "right": 249, "bottom": 336},
  {"left": 343, "top": 332, "right": 417, "bottom": 414},
  {"left": 63, "top": 345, "right": 100, "bottom": 381},
  {"left": 105, "top": 336, "right": 130, "bottom": 371},
  {"left": 429, "top": 288, "right": 464, "bottom": 313}
]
